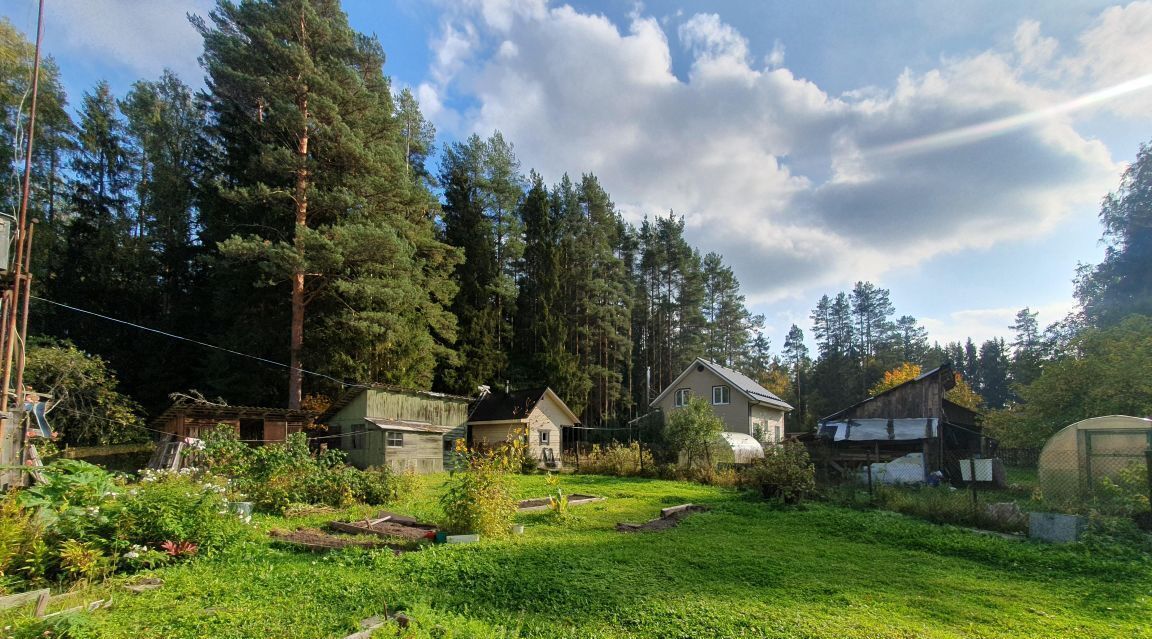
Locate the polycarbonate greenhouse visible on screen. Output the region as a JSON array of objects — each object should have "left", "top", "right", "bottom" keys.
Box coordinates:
[
  {"left": 712, "top": 432, "right": 766, "bottom": 466},
  {"left": 1038, "top": 415, "right": 1152, "bottom": 510}
]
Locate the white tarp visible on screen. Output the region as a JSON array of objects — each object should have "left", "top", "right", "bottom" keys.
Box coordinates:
[
  {"left": 820, "top": 418, "right": 938, "bottom": 442},
  {"left": 858, "top": 452, "right": 926, "bottom": 484}
]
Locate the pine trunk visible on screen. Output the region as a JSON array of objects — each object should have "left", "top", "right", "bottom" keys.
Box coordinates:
[{"left": 288, "top": 93, "right": 309, "bottom": 410}]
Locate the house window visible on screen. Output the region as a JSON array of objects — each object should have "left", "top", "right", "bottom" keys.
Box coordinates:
[
  {"left": 386, "top": 432, "right": 404, "bottom": 448},
  {"left": 351, "top": 424, "right": 365, "bottom": 450},
  {"left": 540, "top": 430, "right": 550, "bottom": 444},
  {"left": 712, "top": 385, "right": 730, "bottom": 405},
  {"left": 674, "top": 389, "right": 691, "bottom": 407}
]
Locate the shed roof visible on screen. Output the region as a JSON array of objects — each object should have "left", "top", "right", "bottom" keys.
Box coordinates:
[
  {"left": 364, "top": 417, "right": 451, "bottom": 434},
  {"left": 150, "top": 399, "right": 313, "bottom": 430},
  {"left": 820, "top": 364, "right": 961, "bottom": 423},
  {"left": 320, "top": 384, "right": 473, "bottom": 422},
  {"left": 469, "top": 387, "right": 581, "bottom": 425},
  {"left": 651, "top": 358, "right": 793, "bottom": 411}
]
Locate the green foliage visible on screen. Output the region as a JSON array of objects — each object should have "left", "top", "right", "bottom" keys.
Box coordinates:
[
  {"left": 663, "top": 397, "right": 723, "bottom": 468},
  {"left": 985, "top": 315, "right": 1152, "bottom": 447},
  {"left": 199, "top": 431, "right": 410, "bottom": 514},
  {"left": 117, "top": 470, "right": 249, "bottom": 556},
  {"left": 741, "top": 441, "right": 815, "bottom": 504},
  {"left": 439, "top": 440, "right": 520, "bottom": 536},
  {"left": 1092, "top": 462, "right": 1151, "bottom": 517},
  {"left": 22, "top": 340, "right": 145, "bottom": 446},
  {"left": 1076, "top": 138, "right": 1152, "bottom": 326}
]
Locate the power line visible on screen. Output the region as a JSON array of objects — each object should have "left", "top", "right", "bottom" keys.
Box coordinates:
[{"left": 31, "top": 295, "right": 371, "bottom": 390}]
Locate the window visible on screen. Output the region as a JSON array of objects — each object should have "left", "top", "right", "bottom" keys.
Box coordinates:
[
  {"left": 540, "top": 430, "right": 550, "bottom": 444},
  {"left": 712, "top": 385, "right": 730, "bottom": 405},
  {"left": 674, "top": 388, "right": 691, "bottom": 407},
  {"left": 386, "top": 432, "right": 404, "bottom": 448},
  {"left": 351, "top": 424, "right": 365, "bottom": 450}
]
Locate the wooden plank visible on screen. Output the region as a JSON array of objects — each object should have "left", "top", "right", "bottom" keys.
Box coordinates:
[
  {"left": 660, "top": 504, "right": 697, "bottom": 518},
  {"left": 33, "top": 590, "right": 49, "bottom": 617},
  {"left": 0, "top": 589, "right": 50, "bottom": 611}
]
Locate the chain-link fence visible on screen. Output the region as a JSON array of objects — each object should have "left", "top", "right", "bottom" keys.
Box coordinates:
[{"left": 806, "top": 436, "right": 1151, "bottom": 530}]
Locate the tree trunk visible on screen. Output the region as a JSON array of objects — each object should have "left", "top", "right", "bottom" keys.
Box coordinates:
[{"left": 288, "top": 93, "right": 309, "bottom": 410}]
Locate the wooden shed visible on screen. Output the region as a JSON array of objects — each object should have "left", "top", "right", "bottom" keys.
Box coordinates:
[
  {"left": 152, "top": 400, "right": 312, "bottom": 443},
  {"left": 811, "top": 364, "right": 984, "bottom": 483},
  {"left": 468, "top": 388, "right": 579, "bottom": 467},
  {"left": 321, "top": 386, "right": 471, "bottom": 473}
]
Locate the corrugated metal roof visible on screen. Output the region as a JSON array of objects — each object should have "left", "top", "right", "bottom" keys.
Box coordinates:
[{"left": 364, "top": 417, "right": 451, "bottom": 434}]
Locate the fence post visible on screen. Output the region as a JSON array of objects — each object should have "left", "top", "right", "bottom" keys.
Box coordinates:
[
  {"left": 968, "top": 458, "right": 978, "bottom": 514},
  {"left": 1145, "top": 448, "right": 1151, "bottom": 511}
]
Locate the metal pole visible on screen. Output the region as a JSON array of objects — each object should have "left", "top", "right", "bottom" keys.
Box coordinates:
[
  {"left": 1, "top": 0, "right": 45, "bottom": 413},
  {"left": 13, "top": 221, "right": 36, "bottom": 406},
  {"left": 969, "top": 458, "right": 978, "bottom": 514}
]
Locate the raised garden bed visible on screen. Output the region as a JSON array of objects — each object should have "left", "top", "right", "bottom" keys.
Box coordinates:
[
  {"left": 517, "top": 494, "right": 605, "bottom": 512},
  {"left": 269, "top": 528, "right": 406, "bottom": 552},
  {"left": 616, "top": 504, "right": 709, "bottom": 533},
  {"left": 327, "top": 511, "right": 438, "bottom": 542}
]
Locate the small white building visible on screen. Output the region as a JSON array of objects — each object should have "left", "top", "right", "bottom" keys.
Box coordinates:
[{"left": 468, "top": 387, "right": 580, "bottom": 467}]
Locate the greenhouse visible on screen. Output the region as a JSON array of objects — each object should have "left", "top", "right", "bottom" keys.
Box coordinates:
[
  {"left": 712, "top": 432, "right": 766, "bottom": 466},
  {"left": 1038, "top": 415, "right": 1152, "bottom": 511}
]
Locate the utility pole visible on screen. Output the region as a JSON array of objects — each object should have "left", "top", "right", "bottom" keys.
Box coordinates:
[{"left": 1, "top": 0, "right": 45, "bottom": 452}]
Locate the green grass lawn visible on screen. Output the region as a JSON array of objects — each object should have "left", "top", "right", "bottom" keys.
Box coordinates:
[{"left": 11, "top": 473, "right": 1152, "bottom": 639}]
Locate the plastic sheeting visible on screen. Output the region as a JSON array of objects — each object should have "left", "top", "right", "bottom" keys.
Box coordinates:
[
  {"left": 819, "top": 418, "right": 937, "bottom": 442},
  {"left": 858, "top": 452, "right": 925, "bottom": 484},
  {"left": 1038, "top": 415, "right": 1152, "bottom": 508}
]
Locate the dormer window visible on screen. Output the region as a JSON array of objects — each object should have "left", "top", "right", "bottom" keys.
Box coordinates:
[{"left": 712, "top": 385, "right": 730, "bottom": 405}]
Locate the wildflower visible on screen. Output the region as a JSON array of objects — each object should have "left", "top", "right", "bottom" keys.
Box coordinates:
[{"left": 124, "top": 551, "right": 139, "bottom": 559}]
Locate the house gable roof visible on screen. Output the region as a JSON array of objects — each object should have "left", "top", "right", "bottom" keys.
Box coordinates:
[
  {"left": 469, "top": 387, "right": 581, "bottom": 425},
  {"left": 650, "top": 358, "right": 793, "bottom": 411}
]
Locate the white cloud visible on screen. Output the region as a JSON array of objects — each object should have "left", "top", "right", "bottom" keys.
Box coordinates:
[
  {"left": 921, "top": 301, "right": 1076, "bottom": 347},
  {"left": 44, "top": 0, "right": 211, "bottom": 83},
  {"left": 421, "top": 2, "right": 1142, "bottom": 306},
  {"left": 1063, "top": 1, "right": 1152, "bottom": 117}
]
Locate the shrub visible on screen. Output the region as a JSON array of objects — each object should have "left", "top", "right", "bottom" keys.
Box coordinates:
[
  {"left": 741, "top": 441, "right": 815, "bottom": 504},
  {"left": 664, "top": 397, "right": 723, "bottom": 469},
  {"left": 199, "top": 430, "right": 411, "bottom": 513},
  {"left": 578, "top": 442, "right": 654, "bottom": 477},
  {"left": 440, "top": 439, "right": 520, "bottom": 536},
  {"left": 116, "top": 470, "right": 250, "bottom": 557}
]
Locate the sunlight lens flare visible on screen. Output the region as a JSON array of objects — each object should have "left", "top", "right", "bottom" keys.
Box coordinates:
[{"left": 867, "top": 74, "right": 1152, "bottom": 159}]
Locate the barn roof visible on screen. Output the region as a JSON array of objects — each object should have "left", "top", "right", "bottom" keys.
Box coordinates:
[
  {"left": 820, "top": 363, "right": 976, "bottom": 424},
  {"left": 650, "top": 358, "right": 793, "bottom": 411}
]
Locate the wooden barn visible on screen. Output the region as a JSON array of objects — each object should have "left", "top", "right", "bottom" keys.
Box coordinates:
[
  {"left": 811, "top": 364, "right": 985, "bottom": 483},
  {"left": 152, "top": 399, "right": 313, "bottom": 443},
  {"left": 320, "top": 386, "right": 471, "bottom": 474}
]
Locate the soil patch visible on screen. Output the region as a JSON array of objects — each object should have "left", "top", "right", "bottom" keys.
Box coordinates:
[
  {"left": 616, "top": 504, "right": 709, "bottom": 533},
  {"left": 328, "top": 511, "right": 438, "bottom": 542}
]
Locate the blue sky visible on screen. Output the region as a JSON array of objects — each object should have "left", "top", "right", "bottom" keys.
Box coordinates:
[{"left": 5, "top": 0, "right": 1152, "bottom": 352}]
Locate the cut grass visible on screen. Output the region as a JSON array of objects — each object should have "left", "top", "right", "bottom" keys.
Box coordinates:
[{"left": 5, "top": 473, "right": 1150, "bottom": 638}]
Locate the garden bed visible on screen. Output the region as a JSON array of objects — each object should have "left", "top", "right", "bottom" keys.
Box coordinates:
[
  {"left": 268, "top": 527, "right": 406, "bottom": 552},
  {"left": 616, "top": 504, "right": 709, "bottom": 532},
  {"left": 517, "top": 494, "right": 604, "bottom": 511},
  {"left": 327, "top": 511, "right": 438, "bottom": 541}
]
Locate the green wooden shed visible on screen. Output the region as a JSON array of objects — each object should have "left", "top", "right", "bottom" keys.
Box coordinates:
[{"left": 321, "top": 386, "right": 471, "bottom": 473}]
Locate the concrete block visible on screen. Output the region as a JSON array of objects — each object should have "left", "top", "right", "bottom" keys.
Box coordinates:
[{"left": 1028, "top": 512, "right": 1086, "bottom": 543}]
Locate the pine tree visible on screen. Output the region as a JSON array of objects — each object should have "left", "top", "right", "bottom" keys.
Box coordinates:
[
  {"left": 1009, "top": 307, "right": 1043, "bottom": 388},
  {"left": 977, "top": 337, "right": 1011, "bottom": 408},
  {"left": 894, "top": 315, "right": 929, "bottom": 364},
  {"left": 196, "top": 0, "right": 459, "bottom": 405},
  {"left": 701, "top": 251, "right": 752, "bottom": 366}
]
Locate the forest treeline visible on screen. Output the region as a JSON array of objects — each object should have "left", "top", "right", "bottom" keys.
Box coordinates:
[{"left": 1, "top": 2, "right": 1149, "bottom": 448}]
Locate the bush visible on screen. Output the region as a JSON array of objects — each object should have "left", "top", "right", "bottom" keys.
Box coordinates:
[
  {"left": 199, "top": 430, "right": 411, "bottom": 513},
  {"left": 440, "top": 439, "right": 520, "bottom": 536},
  {"left": 741, "top": 441, "right": 815, "bottom": 504},
  {"left": 578, "top": 442, "right": 654, "bottom": 477},
  {"left": 117, "top": 470, "right": 250, "bottom": 556}
]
